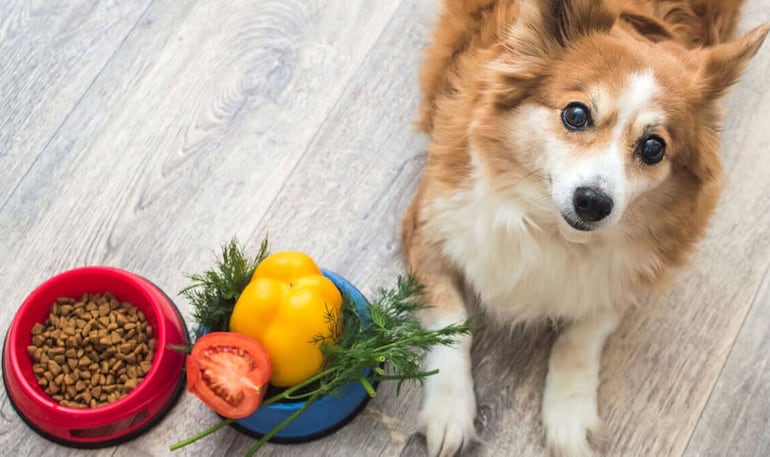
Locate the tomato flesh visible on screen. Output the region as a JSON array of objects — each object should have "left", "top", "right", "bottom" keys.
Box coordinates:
[{"left": 186, "top": 332, "right": 272, "bottom": 419}]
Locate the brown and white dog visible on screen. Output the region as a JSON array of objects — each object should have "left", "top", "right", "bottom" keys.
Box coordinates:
[{"left": 401, "top": 1, "right": 768, "bottom": 456}]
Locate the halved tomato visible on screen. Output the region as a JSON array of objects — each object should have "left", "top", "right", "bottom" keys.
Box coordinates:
[{"left": 186, "top": 332, "right": 272, "bottom": 419}]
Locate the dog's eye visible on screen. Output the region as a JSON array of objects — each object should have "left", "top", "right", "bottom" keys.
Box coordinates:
[
  {"left": 637, "top": 135, "right": 666, "bottom": 164},
  {"left": 561, "top": 103, "right": 592, "bottom": 130}
]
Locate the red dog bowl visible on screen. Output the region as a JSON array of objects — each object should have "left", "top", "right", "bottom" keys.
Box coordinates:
[{"left": 2, "top": 266, "right": 189, "bottom": 448}]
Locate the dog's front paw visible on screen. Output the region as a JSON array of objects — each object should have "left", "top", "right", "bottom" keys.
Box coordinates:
[
  {"left": 542, "top": 400, "right": 606, "bottom": 457},
  {"left": 419, "top": 387, "right": 477, "bottom": 457},
  {"left": 542, "top": 312, "right": 619, "bottom": 457},
  {"left": 418, "top": 345, "right": 477, "bottom": 457}
]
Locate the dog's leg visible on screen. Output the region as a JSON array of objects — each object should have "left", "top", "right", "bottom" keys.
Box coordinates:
[
  {"left": 418, "top": 272, "right": 476, "bottom": 457},
  {"left": 542, "top": 310, "right": 620, "bottom": 457},
  {"left": 402, "top": 191, "right": 476, "bottom": 456}
]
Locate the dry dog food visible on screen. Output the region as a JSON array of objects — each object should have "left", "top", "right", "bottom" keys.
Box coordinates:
[{"left": 27, "top": 292, "right": 156, "bottom": 408}]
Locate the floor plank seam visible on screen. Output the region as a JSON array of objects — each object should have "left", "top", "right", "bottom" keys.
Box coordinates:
[
  {"left": 247, "top": 0, "right": 409, "bottom": 243},
  {"left": 0, "top": 0, "right": 158, "bottom": 214},
  {"left": 679, "top": 260, "right": 770, "bottom": 457},
  {"left": 0, "top": 397, "right": 10, "bottom": 423}
]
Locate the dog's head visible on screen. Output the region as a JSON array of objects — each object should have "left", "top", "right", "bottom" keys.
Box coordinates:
[{"left": 471, "top": 0, "right": 767, "bottom": 250}]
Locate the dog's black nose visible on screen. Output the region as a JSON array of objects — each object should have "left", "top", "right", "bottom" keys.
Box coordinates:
[{"left": 573, "top": 187, "right": 613, "bottom": 222}]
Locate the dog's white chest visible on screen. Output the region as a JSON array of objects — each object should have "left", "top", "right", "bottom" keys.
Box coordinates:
[{"left": 429, "top": 180, "right": 641, "bottom": 322}]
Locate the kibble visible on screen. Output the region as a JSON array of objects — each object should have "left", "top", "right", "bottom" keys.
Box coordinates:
[{"left": 28, "top": 292, "right": 156, "bottom": 408}]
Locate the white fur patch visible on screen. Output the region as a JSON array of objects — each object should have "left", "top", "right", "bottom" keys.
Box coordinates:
[
  {"left": 419, "top": 333, "right": 477, "bottom": 457},
  {"left": 612, "top": 71, "right": 658, "bottom": 142},
  {"left": 428, "top": 150, "right": 655, "bottom": 322},
  {"left": 550, "top": 143, "right": 626, "bottom": 228},
  {"left": 543, "top": 312, "right": 620, "bottom": 457}
]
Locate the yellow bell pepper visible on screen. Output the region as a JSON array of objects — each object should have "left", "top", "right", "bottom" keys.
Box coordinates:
[{"left": 229, "top": 251, "right": 343, "bottom": 387}]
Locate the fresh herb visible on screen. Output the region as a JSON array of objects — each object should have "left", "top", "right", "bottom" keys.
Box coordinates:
[
  {"left": 181, "top": 237, "right": 269, "bottom": 338},
  {"left": 316, "top": 275, "right": 467, "bottom": 396},
  {"left": 170, "top": 239, "right": 471, "bottom": 456}
]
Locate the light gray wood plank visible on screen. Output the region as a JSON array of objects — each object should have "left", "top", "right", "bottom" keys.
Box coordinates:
[
  {"left": 0, "top": 0, "right": 153, "bottom": 206},
  {"left": 0, "top": 0, "right": 404, "bottom": 334},
  {"left": 0, "top": 0, "right": 405, "bottom": 456},
  {"left": 0, "top": 3, "right": 200, "bottom": 456},
  {"left": 681, "top": 9, "right": 770, "bottom": 448},
  {"left": 682, "top": 266, "right": 770, "bottom": 457}
]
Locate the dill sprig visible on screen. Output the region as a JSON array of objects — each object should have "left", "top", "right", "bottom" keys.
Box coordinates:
[
  {"left": 316, "top": 275, "right": 470, "bottom": 396},
  {"left": 170, "top": 239, "right": 471, "bottom": 456},
  {"left": 181, "top": 237, "right": 269, "bottom": 338}
]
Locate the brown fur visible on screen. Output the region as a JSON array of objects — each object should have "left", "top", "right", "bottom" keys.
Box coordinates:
[
  {"left": 406, "top": 0, "right": 768, "bottom": 287},
  {"left": 416, "top": 0, "right": 749, "bottom": 133},
  {"left": 402, "top": 1, "right": 768, "bottom": 456}
]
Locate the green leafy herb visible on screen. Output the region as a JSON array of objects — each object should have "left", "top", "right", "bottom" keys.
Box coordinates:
[
  {"left": 170, "top": 238, "right": 471, "bottom": 456},
  {"left": 181, "top": 237, "right": 269, "bottom": 338},
  {"left": 317, "top": 275, "right": 469, "bottom": 396}
]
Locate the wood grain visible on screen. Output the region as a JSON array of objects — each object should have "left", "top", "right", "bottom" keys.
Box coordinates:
[
  {"left": 0, "top": 0, "right": 153, "bottom": 208},
  {"left": 678, "top": 8, "right": 770, "bottom": 456},
  {"left": 0, "top": 3, "right": 199, "bottom": 456},
  {"left": 206, "top": 0, "right": 441, "bottom": 454},
  {"left": 0, "top": 0, "right": 769, "bottom": 456},
  {"left": 681, "top": 266, "right": 770, "bottom": 457},
  {"left": 0, "top": 0, "right": 404, "bottom": 456}
]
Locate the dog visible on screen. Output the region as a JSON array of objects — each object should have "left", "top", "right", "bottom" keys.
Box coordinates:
[{"left": 400, "top": 1, "right": 768, "bottom": 456}]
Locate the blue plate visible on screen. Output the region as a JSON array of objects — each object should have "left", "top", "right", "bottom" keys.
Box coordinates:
[{"left": 229, "top": 269, "right": 376, "bottom": 443}]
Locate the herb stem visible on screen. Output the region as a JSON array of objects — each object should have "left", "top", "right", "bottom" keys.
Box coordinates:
[
  {"left": 374, "top": 333, "right": 455, "bottom": 353},
  {"left": 243, "top": 393, "right": 322, "bottom": 457},
  {"left": 282, "top": 391, "right": 317, "bottom": 401},
  {"left": 260, "top": 369, "right": 332, "bottom": 406},
  {"left": 368, "top": 369, "right": 439, "bottom": 382},
  {"left": 358, "top": 376, "right": 376, "bottom": 397},
  {"left": 169, "top": 418, "right": 234, "bottom": 451},
  {"left": 171, "top": 369, "right": 333, "bottom": 451}
]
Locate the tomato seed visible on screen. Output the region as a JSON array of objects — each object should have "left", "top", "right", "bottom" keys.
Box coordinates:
[{"left": 201, "top": 370, "right": 245, "bottom": 406}]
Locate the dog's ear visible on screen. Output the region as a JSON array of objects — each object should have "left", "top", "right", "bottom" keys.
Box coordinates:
[
  {"left": 543, "top": 0, "right": 617, "bottom": 47},
  {"left": 506, "top": 0, "right": 616, "bottom": 56},
  {"left": 619, "top": 12, "right": 675, "bottom": 43},
  {"left": 697, "top": 23, "right": 769, "bottom": 101},
  {"left": 487, "top": 0, "right": 616, "bottom": 108}
]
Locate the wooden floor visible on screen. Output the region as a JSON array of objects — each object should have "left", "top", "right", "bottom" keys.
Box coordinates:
[{"left": 1, "top": 1, "right": 769, "bottom": 456}]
